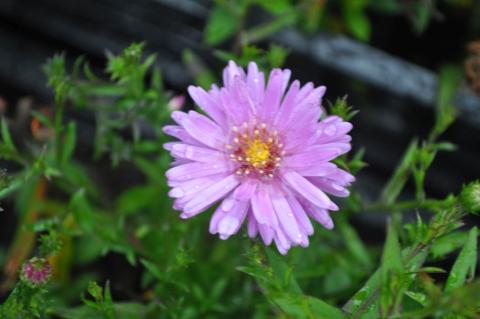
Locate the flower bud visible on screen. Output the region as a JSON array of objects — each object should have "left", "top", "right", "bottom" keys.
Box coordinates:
[
  {"left": 168, "top": 95, "right": 185, "bottom": 111},
  {"left": 20, "top": 257, "right": 52, "bottom": 288},
  {"left": 460, "top": 180, "right": 480, "bottom": 214}
]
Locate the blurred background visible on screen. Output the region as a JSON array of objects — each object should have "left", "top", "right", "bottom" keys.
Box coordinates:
[{"left": 1, "top": 0, "right": 480, "bottom": 317}]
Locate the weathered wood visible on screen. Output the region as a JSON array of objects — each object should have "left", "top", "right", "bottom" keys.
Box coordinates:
[{"left": 275, "top": 29, "right": 480, "bottom": 125}]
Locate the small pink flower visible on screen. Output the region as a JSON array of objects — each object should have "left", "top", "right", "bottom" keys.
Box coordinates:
[
  {"left": 20, "top": 257, "right": 52, "bottom": 287},
  {"left": 164, "top": 61, "right": 354, "bottom": 254},
  {"left": 168, "top": 95, "right": 186, "bottom": 111}
]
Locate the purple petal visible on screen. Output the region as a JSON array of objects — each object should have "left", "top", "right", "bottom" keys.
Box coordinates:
[
  {"left": 294, "top": 162, "right": 338, "bottom": 177},
  {"left": 247, "top": 212, "right": 258, "bottom": 238},
  {"left": 220, "top": 86, "right": 249, "bottom": 125},
  {"left": 166, "top": 162, "right": 231, "bottom": 182},
  {"left": 271, "top": 190, "right": 303, "bottom": 244},
  {"left": 283, "top": 146, "right": 341, "bottom": 169},
  {"left": 251, "top": 185, "right": 278, "bottom": 227},
  {"left": 247, "top": 62, "right": 265, "bottom": 106},
  {"left": 258, "top": 224, "right": 274, "bottom": 245},
  {"left": 188, "top": 86, "right": 226, "bottom": 126},
  {"left": 305, "top": 202, "right": 334, "bottom": 229},
  {"left": 260, "top": 69, "right": 291, "bottom": 124},
  {"left": 282, "top": 170, "right": 338, "bottom": 210},
  {"left": 286, "top": 194, "right": 314, "bottom": 236},
  {"left": 163, "top": 125, "right": 202, "bottom": 146},
  {"left": 217, "top": 201, "right": 249, "bottom": 240},
  {"left": 170, "top": 143, "right": 225, "bottom": 162},
  {"left": 169, "top": 175, "right": 225, "bottom": 199},
  {"left": 223, "top": 60, "right": 246, "bottom": 89},
  {"left": 309, "top": 177, "right": 350, "bottom": 197},
  {"left": 181, "top": 111, "right": 225, "bottom": 149},
  {"left": 209, "top": 205, "right": 227, "bottom": 234},
  {"left": 273, "top": 227, "right": 291, "bottom": 255},
  {"left": 181, "top": 174, "right": 240, "bottom": 217},
  {"left": 274, "top": 80, "right": 300, "bottom": 129},
  {"left": 233, "top": 179, "right": 258, "bottom": 201}
]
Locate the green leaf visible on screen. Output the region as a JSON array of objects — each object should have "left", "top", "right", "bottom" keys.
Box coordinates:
[
  {"left": 204, "top": 5, "right": 238, "bottom": 45},
  {"left": 55, "top": 302, "right": 153, "bottom": 319},
  {"left": 343, "top": 6, "right": 371, "bottom": 41},
  {"left": 433, "top": 141, "right": 457, "bottom": 152},
  {"left": 379, "top": 139, "right": 418, "bottom": 205},
  {"left": 413, "top": 267, "right": 446, "bottom": 274},
  {"left": 273, "top": 293, "right": 345, "bottom": 319},
  {"left": 445, "top": 227, "right": 477, "bottom": 291},
  {"left": 1, "top": 118, "right": 17, "bottom": 153},
  {"left": 61, "top": 122, "right": 77, "bottom": 164},
  {"left": 31, "top": 110, "right": 54, "bottom": 128},
  {"left": 254, "top": 0, "right": 292, "bottom": 15},
  {"left": 70, "top": 189, "right": 95, "bottom": 233},
  {"left": 267, "top": 44, "right": 289, "bottom": 68},
  {"left": 431, "top": 65, "right": 462, "bottom": 140},
  {"left": 338, "top": 219, "right": 372, "bottom": 268},
  {"left": 438, "top": 65, "right": 463, "bottom": 110},
  {"left": 380, "top": 221, "right": 404, "bottom": 316},
  {"left": 431, "top": 231, "right": 469, "bottom": 259},
  {"left": 265, "top": 247, "right": 302, "bottom": 294},
  {"left": 115, "top": 185, "right": 157, "bottom": 215},
  {"left": 412, "top": 2, "right": 432, "bottom": 34}
]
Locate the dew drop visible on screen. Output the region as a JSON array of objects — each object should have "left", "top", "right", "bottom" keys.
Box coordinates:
[
  {"left": 185, "top": 146, "right": 195, "bottom": 159},
  {"left": 324, "top": 124, "right": 337, "bottom": 136}
]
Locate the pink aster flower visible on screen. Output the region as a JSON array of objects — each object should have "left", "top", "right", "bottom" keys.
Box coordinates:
[{"left": 163, "top": 61, "right": 354, "bottom": 254}]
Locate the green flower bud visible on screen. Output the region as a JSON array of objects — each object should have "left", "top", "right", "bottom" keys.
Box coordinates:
[{"left": 460, "top": 180, "right": 480, "bottom": 214}]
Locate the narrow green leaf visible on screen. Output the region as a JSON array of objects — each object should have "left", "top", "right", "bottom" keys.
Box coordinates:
[
  {"left": 338, "top": 219, "right": 372, "bottom": 268},
  {"left": 273, "top": 293, "right": 345, "bottom": 319},
  {"left": 115, "top": 185, "right": 156, "bottom": 215},
  {"left": 445, "top": 227, "right": 477, "bottom": 291},
  {"left": 267, "top": 44, "right": 289, "bottom": 68},
  {"left": 412, "top": 3, "right": 431, "bottom": 34},
  {"left": 380, "top": 221, "right": 404, "bottom": 316},
  {"left": 431, "top": 231, "right": 469, "bottom": 259},
  {"left": 404, "top": 290, "right": 428, "bottom": 307},
  {"left": 31, "top": 110, "right": 54, "bottom": 128},
  {"left": 70, "top": 189, "right": 95, "bottom": 233},
  {"left": 254, "top": 0, "right": 291, "bottom": 15},
  {"left": 61, "top": 122, "right": 76, "bottom": 164},
  {"left": 204, "top": 5, "right": 238, "bottom": 45},
  {"left": 344, "top": 7, "right": 371, "bottom": 41},
  {"left": 379, "top": 139, "right": 418, "bottom": 205},
  {"left": 1, "top": 118, "right": 16, "bottom": 152}
]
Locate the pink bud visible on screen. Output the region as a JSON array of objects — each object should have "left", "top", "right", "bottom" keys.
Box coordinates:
[{"left": 20, "top": 257, "right": 52, "bottom": 287}]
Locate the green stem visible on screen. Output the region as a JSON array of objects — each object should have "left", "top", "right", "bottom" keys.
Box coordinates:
[
  {"left": 241, "top": 11, "right": 297, "bottom": 46},
  {"left": 54, "top": 102, "right": 64, "bottom": 165},
  {"left": 361, "top": 198, "right": 448, "bottom": 214}
]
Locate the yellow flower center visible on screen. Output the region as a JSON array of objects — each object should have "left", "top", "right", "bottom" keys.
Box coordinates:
[
  {"left": 245, "top": 139, "right": 270, "bottom": 167},
  {"left": 227, "top": 121, "right": 284, "bottom": 179}
]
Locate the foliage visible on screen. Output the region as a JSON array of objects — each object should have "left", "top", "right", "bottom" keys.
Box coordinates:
[{"left": 0, "top": 2, "right": 479, "bottom": 318}]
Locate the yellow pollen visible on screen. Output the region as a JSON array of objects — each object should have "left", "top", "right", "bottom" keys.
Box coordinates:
[{"left": 245, "top": 139, "right": 270, "bottom": 167}]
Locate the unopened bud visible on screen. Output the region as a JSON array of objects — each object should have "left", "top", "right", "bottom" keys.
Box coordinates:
[
  {"left": 460, "top": 180, "right": 480, "bottom": 214},
  {"left": 168, "top": 95, "right": 185, "bottom": 111},
  {"left": 20, "top": 257, "right": 52, "bottom": 287}
]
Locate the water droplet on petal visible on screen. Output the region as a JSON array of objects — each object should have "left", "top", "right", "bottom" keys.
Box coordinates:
[
  {"left": 185, "top": 146, "right": 194, "bottom": 159},
  {"left": 324, "top": 124, "right": 337, "bottom": 136}
]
